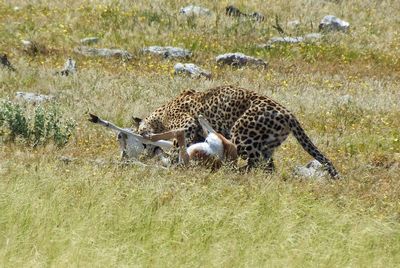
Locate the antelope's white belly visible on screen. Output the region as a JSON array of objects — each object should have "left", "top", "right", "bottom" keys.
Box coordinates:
[{"left": 187, "top": 133, "right": 224, "bottom": 159}]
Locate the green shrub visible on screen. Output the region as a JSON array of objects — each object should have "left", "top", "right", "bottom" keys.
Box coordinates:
[{"left": 0, "top": 101, "right": 75, "bottom": 147}]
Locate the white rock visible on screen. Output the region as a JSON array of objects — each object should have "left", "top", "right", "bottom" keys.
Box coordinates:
[
  {"left": 263, "top": 36, "right": 304, "bottom": 48},
  {"left": 294, "top": 160, "right": 328, "bottom": 179},
  {"left": 15, "top": 92, "right": 55, "bottom": 103},
  {"left": 58, "top": 58, "right": 77, "bottom": 76},
  {"left": 216, "top": 52, "right": 268, "bottom": 67},
  {"left": 304, "top": 33, "right": 322, "bottom": 40},
  {"left": 63, "top": 58, "right": 76, "bottom": 72},
  {"left": 174, "top": 63, "right": 211, "bottom": 78},
  {"left": 319, "top": 15, "right": 350, "bottom": 32},
  {"left": 80, "top": 37, "right": 100, "bottom": 45},
  {"left": 21, "top": 40, "right": 32, "bottom": 47},
  {"left": 74, "top": 46, "right": 132, "bottom": 60},
  {"left": 180, "top": 5, "right": 211, "bottom": 16},
  {"left": 142, "top": 46, "right": 192, "bottom": 59}
]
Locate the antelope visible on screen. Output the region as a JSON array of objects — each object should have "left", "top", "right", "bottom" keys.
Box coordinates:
[{"left": 88, "top": 114, "right": 237, "bottom": 169}]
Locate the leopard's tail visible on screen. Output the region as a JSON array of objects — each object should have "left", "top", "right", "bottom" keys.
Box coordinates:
[{"left": 289, "top": 117, "right": 339, "bottom": 179}]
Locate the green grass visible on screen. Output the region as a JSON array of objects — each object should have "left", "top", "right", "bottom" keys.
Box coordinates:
[{"left": 1, "top": 0, "right": 400, "bottom": 266}]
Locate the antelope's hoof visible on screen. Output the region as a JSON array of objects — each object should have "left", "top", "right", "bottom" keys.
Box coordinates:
[{"left": 88, "top": 113, "right": 99, "bottom": 123}]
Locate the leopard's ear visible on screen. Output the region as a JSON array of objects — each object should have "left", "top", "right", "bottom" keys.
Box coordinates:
[{"left": 131, "top": 117, "right": 143, "bottom": 129}]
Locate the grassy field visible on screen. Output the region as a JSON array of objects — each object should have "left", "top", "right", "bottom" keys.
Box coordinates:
[{"left": 1, "top": 0, "right": 400, "bottom": 266}]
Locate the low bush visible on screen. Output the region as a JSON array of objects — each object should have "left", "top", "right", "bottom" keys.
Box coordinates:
[{"left": 0, "top": 101, "right": 75, "bottom": 147}]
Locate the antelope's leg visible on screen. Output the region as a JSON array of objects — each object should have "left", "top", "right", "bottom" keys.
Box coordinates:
[
  {"left": 144, "top": 128, "right": 187, "bottom": 142},
  {"left": 146, "top": 129, "right": 189, "bottom": 165},
  {"left": 217, "top": 133, "right": 238, "bottom": 162},
  {"left": 88, "top": 113, "right": 174, "bottom": 150},
  {"left": 198, "top": 115, "right": 217, "bottom": 136},
  {"left": 176, "top": 131, "right": 189, "bottom": 165}
]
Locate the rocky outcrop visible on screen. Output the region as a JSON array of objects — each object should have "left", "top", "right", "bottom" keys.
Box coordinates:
[
  {"left": 216, "top": 52, "right": 268, "bottom": 67},
  {"left": 174, "top": 63, "right": 211, "bottom": 79},
  {"left": 319, "top": 15, "right": 350, "bottom": 32},
  {"left": 80, "top": 37, "right": 100, "bottom": 45},
  {"left": 180, "top": 5, "right": 211, "bottom": 16},
  {"left": 142, "top": 46, "right": 192, "bottom": 59},
  {"left": 15, "top": 92, "right": 55, "bottom": 103}
]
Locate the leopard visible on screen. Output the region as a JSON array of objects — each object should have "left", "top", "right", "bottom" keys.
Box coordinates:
[{"left": 132, "top": 85, "right": 339, "bottom": 178}]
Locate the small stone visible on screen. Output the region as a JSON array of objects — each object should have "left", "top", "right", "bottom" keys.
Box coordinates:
[
  {"left": 225, "top": 5, "right": 245, "bottom": 17},
  {"left": 21, "top": 40, "right": 31, "bottom": 47},
  {"left": 80, "top": 37, "right": 100, "bottom": 45},
  {"left": 249, "top": 12, "right": 265, "bottom": 22},
  {"left": 319, "top": 15, "right": 350, "bottom": 32},
  {"left": 141, "top": 46, "right": 192, "bottom": 59},
  {"left": 294, "top": 160, "right": 328, "bottom": 179},
  {"left": 56, "top": 58, "right": 77, "bottom": 76},
  {"left": 225, "top": 5, "right": 264, "bottom": 22},
  {"left": 180, "top": 5, "right": 211, "bottom": 16},
  {"left": 0, "top": 53, "right": 16, "bottom": 71},
  {"left": 74, "top": 46, "right": 132, "bottom": 60},
  {"left": 261, "top": 36, "right": 304, "bottom": 48},
  {"left": 15, "top": 92, "right": 55, "bottom": 103},
  {"left": 174, "top": 63, "right": 211, "bottom": 79},
  {"left": 21, "top": 40, "right": 47, "bottom": 55},
  {"left": 216, "top": 52, "right": 268, "bottom": 68}
]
